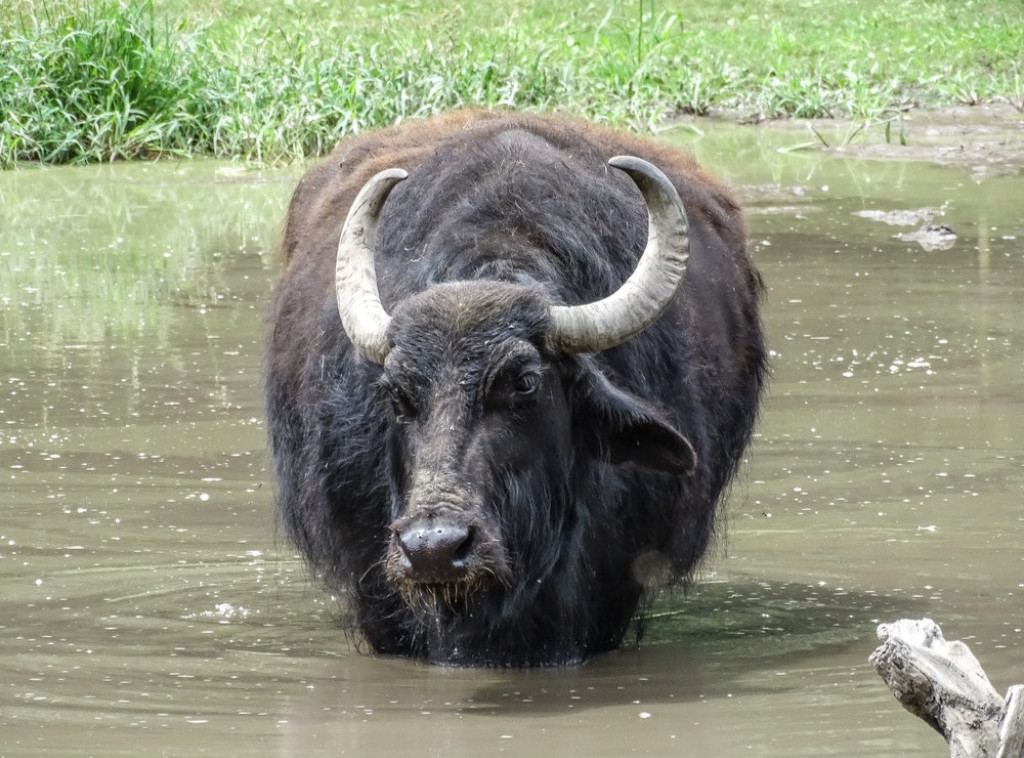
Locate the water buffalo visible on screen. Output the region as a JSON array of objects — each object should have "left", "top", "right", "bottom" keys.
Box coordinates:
[{"left": 266, "top": 110, "right": 766, "bottom": 666}]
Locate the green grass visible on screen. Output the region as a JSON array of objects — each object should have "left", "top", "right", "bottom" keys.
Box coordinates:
[{"left": 2, "top": 0, "right": 1023, "bottom": 167}]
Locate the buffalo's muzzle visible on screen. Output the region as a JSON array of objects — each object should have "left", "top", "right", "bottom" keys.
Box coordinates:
[{"left": 393, "top": 516, "right": 474, "bottom": 584}]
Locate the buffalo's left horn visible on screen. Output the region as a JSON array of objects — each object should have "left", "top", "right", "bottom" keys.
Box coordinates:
[
  {"left": 335, "top": 167, "right": 408, "bottom": 364},
  {"left": 548, "top": 156, "right": 690, "bottom": 354}
]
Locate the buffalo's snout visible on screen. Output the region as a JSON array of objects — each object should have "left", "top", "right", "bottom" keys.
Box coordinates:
[{"left": 392, "top": 515, "right": 475, "bottom": 584}]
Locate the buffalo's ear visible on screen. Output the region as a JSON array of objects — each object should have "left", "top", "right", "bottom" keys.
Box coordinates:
[{"left": 572, "top": 360, "right": 697, "bottom": 475}]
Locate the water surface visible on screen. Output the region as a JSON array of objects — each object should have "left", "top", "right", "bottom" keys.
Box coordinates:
[{"left": 2, "top": 130, "right": 1022, "bottom": 756}]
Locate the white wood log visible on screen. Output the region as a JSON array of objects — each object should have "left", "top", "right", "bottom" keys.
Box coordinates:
[
  {"left": 870, "top": 618, "right": 1024, "bottom": 758},
  {"left": 997, "top": 685, "right": 1024, "bottom": 758}
]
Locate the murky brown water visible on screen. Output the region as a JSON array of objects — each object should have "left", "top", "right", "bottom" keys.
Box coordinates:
[{"left": 2, "top": 129, "right": 1021, "bottom": 757}]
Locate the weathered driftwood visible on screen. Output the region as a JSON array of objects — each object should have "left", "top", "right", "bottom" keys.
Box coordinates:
[{"left": 870, "top": 618, "right": 1024, "bottom": 758}]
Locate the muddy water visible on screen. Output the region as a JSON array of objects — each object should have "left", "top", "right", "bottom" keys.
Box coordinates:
[{"left": 1, "top": 131, "right": 1022, "bottom": 756}]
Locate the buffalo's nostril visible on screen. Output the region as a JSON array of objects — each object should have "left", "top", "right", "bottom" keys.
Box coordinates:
[{"left": 395, "top": 522, "right": 473, "bottom": 582}]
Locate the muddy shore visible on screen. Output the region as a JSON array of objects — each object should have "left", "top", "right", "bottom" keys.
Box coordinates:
[{"left": 692, "top": 103, "right": 1024, "bottom": 179}]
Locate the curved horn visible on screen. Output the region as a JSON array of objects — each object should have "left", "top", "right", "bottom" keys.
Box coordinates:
[
  {"left": 549, "top": 156, "right": 690, "bottom": 354},
  {"left": 335, "top": 168, "right": 408, "bottom": 364}
]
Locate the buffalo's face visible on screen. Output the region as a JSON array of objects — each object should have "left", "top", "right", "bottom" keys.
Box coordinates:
[
  {"left": 378, "top": 283, "right": 570, "bottom": 606},
  {"left": 376, "top": 281, "right": 695, "bottom": 614}
]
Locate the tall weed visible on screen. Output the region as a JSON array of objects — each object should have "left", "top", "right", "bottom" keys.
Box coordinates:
[
  {"left": 2, "top": 0, "right": 1023, "bottom": 167},
  {"left": 1, "top": 1, "right": 201, "bottom": 165}
]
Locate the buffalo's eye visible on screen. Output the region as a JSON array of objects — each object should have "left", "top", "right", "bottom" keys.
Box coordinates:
[
  {"left": 488, "top": 368, "right": 542, "bottom": 410},
  {"left": 513, "top": 370, "right": 541, "bottom": 397},
  {"left": 483, "top": 353, "right": 544, "bottom": 411},
  {"left": 386, "top": 383, "right": 417, "bottom": 421}
]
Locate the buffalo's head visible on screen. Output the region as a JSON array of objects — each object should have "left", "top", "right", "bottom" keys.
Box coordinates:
[{"left": 335, "top": 158, "right": 697, "bottom": 619}]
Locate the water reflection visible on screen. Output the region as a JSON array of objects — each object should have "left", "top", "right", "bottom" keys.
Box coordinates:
[
  {"left": 1, "top": 141, "right": 1021, "bottom": 757},
  {"left": 270, "top": 578, "right": 923, "bottom": 756}
]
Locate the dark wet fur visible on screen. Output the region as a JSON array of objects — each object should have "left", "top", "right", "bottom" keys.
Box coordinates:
[{"left": 266, "top": 110, "right": 767, "bottom": 666}]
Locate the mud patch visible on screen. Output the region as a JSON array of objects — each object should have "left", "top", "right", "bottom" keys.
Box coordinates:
[
  {"left": 762, "top": 103, "right": 1024, "bottom": 178},
  {"left": 854, "top": 205, "right": 959, "bottom": 251},
  {"left": 853, "top": 206, "right": 947, "bottom": 227},
  {"left": 893, "top": 224, "right": 958, "bottom": 252}
]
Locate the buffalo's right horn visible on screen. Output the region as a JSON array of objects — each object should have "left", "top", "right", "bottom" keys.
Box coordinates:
[
  {"left": 548, "top": 156, "right": 690, "bottom": 354},
  {"left": 335, "top": 168, "right": 408, "bottom": 364}
]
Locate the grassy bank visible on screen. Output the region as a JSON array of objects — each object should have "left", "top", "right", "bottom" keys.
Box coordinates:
[{"left": 2, "top": 0, "right": 1022, "bottom": 167}]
